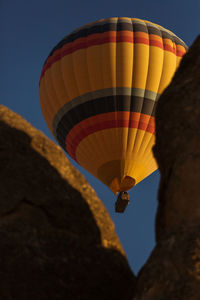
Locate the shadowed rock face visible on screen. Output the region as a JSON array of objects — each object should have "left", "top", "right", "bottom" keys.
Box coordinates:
[
  {"left": 0, "top": 105, "right": 135, "bottom": 300},
  {"left": 133, "top": 36, "right": 200, "bottom": 299},
  {"left": 2, "top": 35, "right": 200, "bottom": 300}
]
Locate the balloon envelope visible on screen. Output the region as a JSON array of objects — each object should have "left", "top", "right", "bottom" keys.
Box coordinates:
[{"left": 39, "top": 17, "right": 187, "bottom": 194}]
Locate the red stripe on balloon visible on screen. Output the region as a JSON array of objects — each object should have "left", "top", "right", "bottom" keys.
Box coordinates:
[
  {"left": 40, "top": 34, "right": 148, "bottom": 81},
  {"left": 65, "top": 114, "right": 155, "bottom": 161},
  {"left": 39, "top": 30, "right": 185, "bottom": 84}
]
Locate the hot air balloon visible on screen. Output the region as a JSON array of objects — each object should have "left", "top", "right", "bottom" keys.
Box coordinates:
[{"left": 39, "top": 17, "right": 187, "bottom": 212}]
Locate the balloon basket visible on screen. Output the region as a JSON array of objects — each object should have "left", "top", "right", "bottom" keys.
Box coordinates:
[{"left": 115, "top": 191, "right": 130, "bottom": 213}]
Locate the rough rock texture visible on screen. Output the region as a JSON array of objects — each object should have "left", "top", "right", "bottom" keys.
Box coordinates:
[
  {"left": 0, "top": 105, "right": 135, "bottom": 300},
  {"left": 133, "top": 36, "right": 200, "bottom": 299},
  {"left": 2, "top": 35, "right": 200, "bottom": 300}
]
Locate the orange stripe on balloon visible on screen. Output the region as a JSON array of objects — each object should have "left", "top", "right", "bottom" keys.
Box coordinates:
[
  {"left": 40, "top": 30, "right": 185, "bottom": 83},
  {"left": 40, "top": 31, "right": 147, "bottom": 81},
  {"left": 65, "top": 112, "right": 155, "bottom": 160},
  {"left": 66, "top": 111, "right": 139, "bottom": 143}
]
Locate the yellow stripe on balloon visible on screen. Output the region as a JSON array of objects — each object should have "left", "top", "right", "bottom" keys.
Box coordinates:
[{"left": 75, "top": 127, "right": 156, "bottom": 190}]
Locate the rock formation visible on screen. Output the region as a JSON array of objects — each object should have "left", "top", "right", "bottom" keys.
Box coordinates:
[
  {"left": 133, "top": 36, "right": 200, "bottom": 299},
  {"left": 0, "top": 105, "right": 135, "bottom": 300},
  {"left": 1, "top": 35, "right": 200, "bottom": 300}
]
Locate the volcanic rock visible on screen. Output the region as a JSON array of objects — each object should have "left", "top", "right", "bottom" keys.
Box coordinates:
[
  {"left": 133, "top": 36, "right": 200, "bottom": 300},
  {"left": 0, "top": 105, "right": 135, "bottom": 300}
]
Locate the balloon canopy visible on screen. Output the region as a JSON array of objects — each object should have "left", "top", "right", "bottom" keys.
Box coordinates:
[{"left": 39, "top": 17, "right": 187, "bottom": 194}]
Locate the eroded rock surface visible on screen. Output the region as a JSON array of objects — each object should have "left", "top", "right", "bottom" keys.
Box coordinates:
[
  {"left": 133, "top": 36, "right": 200, "bottom": 300},
  {"left": 2, "top": 35, "right": 200, "bottom": 300},
  {"left": 0, "top": 105, "right": 135, "bottom": 300}
]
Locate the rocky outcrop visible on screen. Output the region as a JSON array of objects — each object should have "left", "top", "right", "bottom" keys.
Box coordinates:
[
  {"left": 2, "top": 35, "right": 200, "bottom": 300},
  {"left": 0, "top": 105, "right": 135, "bottom": 300},
  {"left": 133, "top": 36, "right": 200, "bottom": 299}
]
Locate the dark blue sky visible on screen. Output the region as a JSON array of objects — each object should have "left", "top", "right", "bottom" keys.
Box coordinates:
[{"left": 1, "top": 0, "right": 199, "bottom": 274}]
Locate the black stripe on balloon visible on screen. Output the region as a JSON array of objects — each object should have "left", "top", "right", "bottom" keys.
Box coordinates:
[
  {"left": 44, "top": 21, "right": 186, "bottom": 66},
  {"left": 56, "top": 95, "right": 157, "bottom": 150}
]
